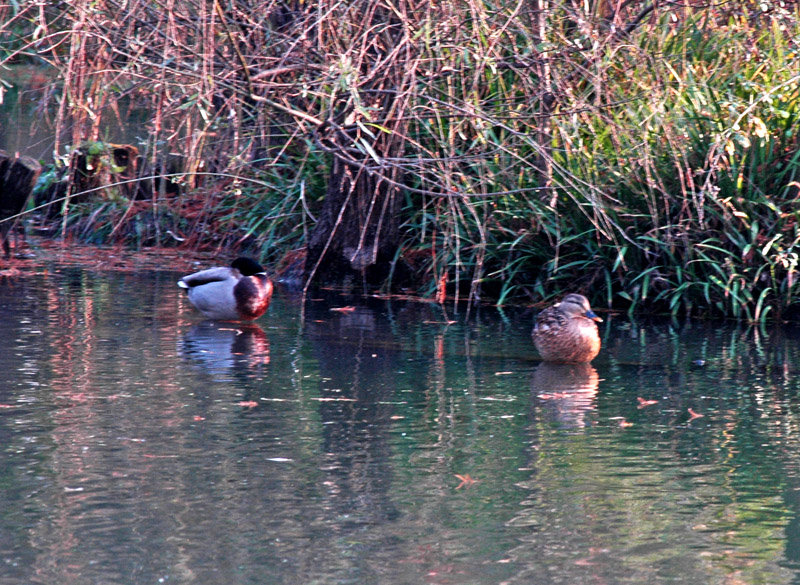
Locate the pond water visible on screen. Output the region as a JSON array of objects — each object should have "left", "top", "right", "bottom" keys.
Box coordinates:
[{"left": 3, "top": 262, "right": 800, "bottom": 585}]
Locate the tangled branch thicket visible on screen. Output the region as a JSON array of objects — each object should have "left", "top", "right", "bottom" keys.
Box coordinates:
[{"left": 3, "top": 1, "right": 800, "bottom": 319}]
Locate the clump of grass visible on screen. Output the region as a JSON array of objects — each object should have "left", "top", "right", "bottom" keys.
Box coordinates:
[
  {"left": 583, "top": 7, "right": 800, "bottom": 321},
  {"left": 399, "top": 3, "right": 800, "bottom": 321},
  {"left": 4, "top": 1, "right": 800, "bottom": 320}
]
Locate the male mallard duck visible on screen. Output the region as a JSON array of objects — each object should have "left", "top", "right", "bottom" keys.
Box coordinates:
[
  {"left": 532, "top": 293, "right": 602, "bottom": 363},
  {"left": 178, "top": 257, "right": 273, "bottom": 321}
]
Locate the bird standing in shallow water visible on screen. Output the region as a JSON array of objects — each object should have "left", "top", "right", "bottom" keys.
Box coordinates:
[
  {"left": 178, "top": 257, "right": 273, "bottom": 321},
  {"left": 532, "top": 293, "right": 602, "bottom": 363}
]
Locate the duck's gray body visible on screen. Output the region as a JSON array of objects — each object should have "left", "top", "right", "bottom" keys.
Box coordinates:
[{"left": 178, "top": 258, "right": 273, "bottom": 321}]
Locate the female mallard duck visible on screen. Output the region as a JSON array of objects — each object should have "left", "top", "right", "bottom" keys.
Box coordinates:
[
  {"left": 532, "top": 293, "right": 602, "bottom": 363},
  {"left": 178, "top": 257, "right": 273, "bottom": 321}
]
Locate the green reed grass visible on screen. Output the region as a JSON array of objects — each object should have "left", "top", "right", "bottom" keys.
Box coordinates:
[{"left": 5, "top": 1, "right": 800, "bottom": 320}]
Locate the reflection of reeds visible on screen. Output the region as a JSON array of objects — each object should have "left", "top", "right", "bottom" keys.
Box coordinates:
[{"left": 4, "top": 4, "right": 800, "bottom": 317}]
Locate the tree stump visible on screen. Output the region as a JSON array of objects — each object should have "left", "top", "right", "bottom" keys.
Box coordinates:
[
  {"left": 70, "top": 142, "right": 140, "bottom": 202},
  {"left": 34, "top": 142, "right": 143, "bottom": 221},
  {"left": 305, "top": 156, "right": 402, "bottom": 288},
  {"left": 0, "top": 150, "right": 42, "bottom": 257}
]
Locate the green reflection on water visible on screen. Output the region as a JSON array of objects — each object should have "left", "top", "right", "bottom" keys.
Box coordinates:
[{"left": 1, "top": 268, "right": 800, "bottom": 584}]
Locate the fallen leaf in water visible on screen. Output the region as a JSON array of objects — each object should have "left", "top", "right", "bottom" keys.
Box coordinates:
[
  {"left": 193, "top": 415, "right": 205, "bottom": 421},
  {"left": 619, "top": 419, "right": 634, "bottom": 428},
  {"left": 575, "top": 547, "right": 609, "bottom": 566},
  {"left": 455, "top": 474, "right": 477, "bottom": 489},
  {"left": 237, "top": 400, "right": 258, "bottom": 408},
  {"left": 688, "top": 408, "right": 704, "bottom": 420},
  {"left": 310, "top": 397, "right": 357, "bottom": 402},
  {"left": 538, "top": 392, "right": 569, "bottom": 400},
  {"left": 637, "top": 397, "right": 659, "bottom": 407},
  {"left": 0, "top": 404, "right": 18, "bottom": 409},
  {"left": 330, "top": 306, "right": 356, "bottom": 313}
]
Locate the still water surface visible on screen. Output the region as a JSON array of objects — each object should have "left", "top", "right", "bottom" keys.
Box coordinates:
[{"left": 3, "top": 264, "right": 800, "bottom": 584}]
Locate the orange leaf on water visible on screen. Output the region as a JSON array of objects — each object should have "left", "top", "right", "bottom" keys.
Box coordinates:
[
  {"left": 455, "top": 474, "right": 477, "bottom": 489},
  {"left": 637, "top": 397, "right": 659, "bottom": 408},
  {"left": 237, "top": 400, "right": 259, "bottom": 408},
  {"left": 330, "top": 306, "right": 356, "bottom": 313},
  {"left": 688, "top": 408, "right": 704, "bottom": 420}
]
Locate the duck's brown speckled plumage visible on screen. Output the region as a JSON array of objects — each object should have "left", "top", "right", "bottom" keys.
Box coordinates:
[{"left": 532, "top": 293, "right": 602, "bottom": 363}]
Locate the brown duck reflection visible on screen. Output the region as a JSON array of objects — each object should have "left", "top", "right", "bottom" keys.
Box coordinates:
[{"left": 531, "top": 362, "right": 600, "bottom": 428}]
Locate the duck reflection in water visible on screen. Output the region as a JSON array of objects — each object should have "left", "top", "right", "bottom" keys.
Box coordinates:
[
  {"left": 179, "top": 321, "right": 270, "bottom": 374},
  {"left": 531, "top": 362, "right": 600, "bottom": 428}
]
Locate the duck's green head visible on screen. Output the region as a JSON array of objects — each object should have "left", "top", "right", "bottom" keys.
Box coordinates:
[{"left": 231, "top": 257, "right": 265, "bottom": 276}]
